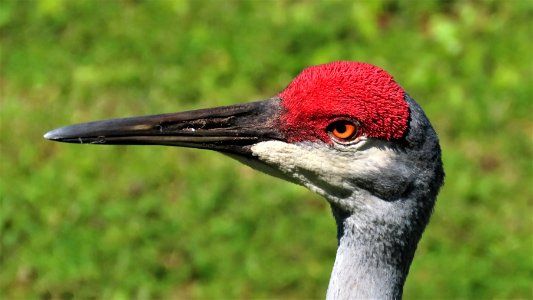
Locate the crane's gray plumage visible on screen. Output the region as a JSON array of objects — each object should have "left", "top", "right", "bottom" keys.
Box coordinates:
[
  {"left": 44, "top": 62, "right": 444, "bottom": 299},
  {"left": 325, "top": 95, "right": 444, "bottom": 299}
]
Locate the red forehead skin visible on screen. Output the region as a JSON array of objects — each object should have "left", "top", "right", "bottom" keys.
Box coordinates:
[{"left": 278, "top": 61, "right": 409, "bottom": 143}]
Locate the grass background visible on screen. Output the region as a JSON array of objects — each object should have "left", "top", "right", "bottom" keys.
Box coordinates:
[{"left": 1, "top": 0, "right": 532, "bottom": 298}]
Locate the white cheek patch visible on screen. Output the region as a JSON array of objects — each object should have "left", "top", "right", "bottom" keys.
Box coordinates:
[{"left": 250, "top": 140, "right": 397, "bottom": 198}]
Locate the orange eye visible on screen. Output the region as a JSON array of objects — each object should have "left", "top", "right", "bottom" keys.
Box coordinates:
[{"left": 328, "top": 120, "right": 359, "bottom": 142}]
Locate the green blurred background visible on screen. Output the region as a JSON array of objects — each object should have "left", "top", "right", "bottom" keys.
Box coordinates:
[{"left": 1, "top": 0, "right": 531, "bottom": 298}]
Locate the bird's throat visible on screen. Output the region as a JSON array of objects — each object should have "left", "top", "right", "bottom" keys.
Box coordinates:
[{"left": 326, "top": 208, "right": 416, "bottom": 300}]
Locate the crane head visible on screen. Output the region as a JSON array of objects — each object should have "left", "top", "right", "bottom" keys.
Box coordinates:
[
  {"left": 45, "top": 61, "right": 443, "bottom": 220},
  {"left": 45, "top": 61, "right": 445, "bottom": 298}
]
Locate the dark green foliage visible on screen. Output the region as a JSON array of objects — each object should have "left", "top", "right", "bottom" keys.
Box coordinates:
[{"left": 1, "top": 0, "right": 531, "bottom": 298}]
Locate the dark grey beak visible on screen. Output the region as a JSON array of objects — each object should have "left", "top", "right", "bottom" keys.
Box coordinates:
[{"left": 44, "top": 97, "right": 283, "bottom": 156}]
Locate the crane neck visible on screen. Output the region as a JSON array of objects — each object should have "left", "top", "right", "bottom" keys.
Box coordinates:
[{"left": 325, "top": 203, "right": 422, "bottom": 300}]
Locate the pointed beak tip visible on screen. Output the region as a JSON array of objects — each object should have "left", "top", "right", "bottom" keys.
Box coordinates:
[
  {"left": 44, "top": 128, "right": 64, "bottom": 141},
  {"left": 43, "top": 130, "right": 54, "bottom": 140}
]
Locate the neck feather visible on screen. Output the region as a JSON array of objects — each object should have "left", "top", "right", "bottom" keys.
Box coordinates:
[{"left": 326, "top": 195, "right": 428, "bottom": 300}]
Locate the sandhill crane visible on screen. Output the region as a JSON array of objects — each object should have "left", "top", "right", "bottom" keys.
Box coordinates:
[{"left": 45, "top": 61, "right": 444, "bottom": 299}]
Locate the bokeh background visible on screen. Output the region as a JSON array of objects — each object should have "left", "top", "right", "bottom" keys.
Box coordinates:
[{"left": 1, "top": 0, "right": 531, "bottom": 298}]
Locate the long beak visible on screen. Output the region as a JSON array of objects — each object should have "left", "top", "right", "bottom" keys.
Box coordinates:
[{"left": 44, "top": 97, "right": 284, "bottom": 156}]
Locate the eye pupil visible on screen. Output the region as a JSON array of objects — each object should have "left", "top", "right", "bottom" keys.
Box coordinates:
[{"left": 335, "top": 124, "right": 347, "bottom": 133}]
